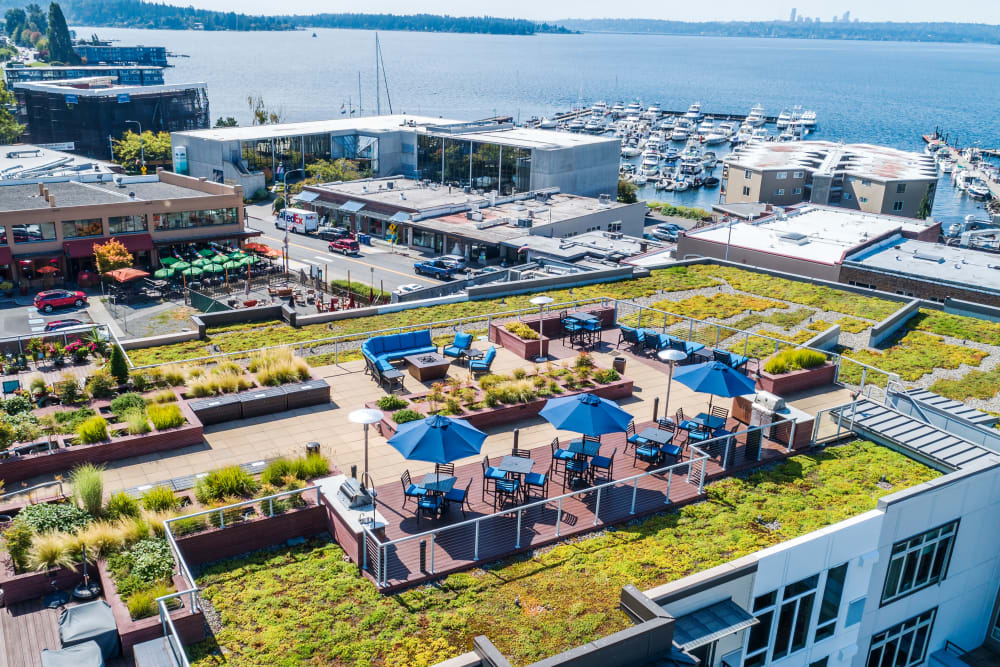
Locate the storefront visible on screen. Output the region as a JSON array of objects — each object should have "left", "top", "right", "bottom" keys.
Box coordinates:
[{"left": 63, "top": 233, "right": 154, "bottom": 278}]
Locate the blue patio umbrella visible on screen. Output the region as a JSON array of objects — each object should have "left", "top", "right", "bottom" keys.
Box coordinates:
[
  {"left": 539, "top": 393, "right": 633, "bottom": 437},
  {"left": 387, "top": 415, "right": 487, "bottom": 464},
  {"left": 671, "top": 361, "right": 757, "bottom": 412}
]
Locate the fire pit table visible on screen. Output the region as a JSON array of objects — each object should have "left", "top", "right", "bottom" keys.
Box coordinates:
[{"left": 404, "top": 352, "right": 452, "bottom": 382}]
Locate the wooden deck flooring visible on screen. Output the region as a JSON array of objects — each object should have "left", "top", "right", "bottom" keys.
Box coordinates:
[{"left": 0, "top": 598, "right": 131, "bottom": 667}]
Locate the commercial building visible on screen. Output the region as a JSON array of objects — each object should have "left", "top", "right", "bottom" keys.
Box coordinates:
[
  {"left": 0, "top": 169, "right": 249, "bottom": 285},
  {"left": 14, "top": 79, "right": 209, "bottom": 160},
  {"left": 295, "top": 175, "right": 644, "bottom": 263},
  {"left": 503, "top": 229, "right": 659, "bottom": 264},
  {"left": 73, "top": 44, "right": 168, "bottom": 67},
  {"left": 170, "top": 115, "right": 620, "bottom": 198},
  {"left": 3, "top": 65, "right": 164, "bottom": 86},
  {"left": 843, "top": 236, "right": 1000, "bottom": 306},
  {"left": 722, "top": 142, "right": 939, "bottom": 219},
  {"left": 676, "top": 204, "right": 940, "bottom": 282},
  {"left": 0, "top": 144, "right": 119, "bottom": 181}
]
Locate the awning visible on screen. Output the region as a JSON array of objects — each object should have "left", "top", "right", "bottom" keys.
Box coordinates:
[
  {"left": 295, "top": 191, "right": 320, "bottom": 203},
  {"left": 339, "top": 201, "right": 365, "bottom": 213},
  {"left": 153, "top": 228, "right": 262, "bottom": 245},
  {"left": 672, "top": 599, "right": 758, "bottom": 651},
  {"left": 63, "top": 234, "right": 153, "bottom": 258},
  {"left": 390, "top": 211, "right": 411, "bottom": 223},
  {"left": 0, "top": 246, "right": 11, "bottom": 265}
]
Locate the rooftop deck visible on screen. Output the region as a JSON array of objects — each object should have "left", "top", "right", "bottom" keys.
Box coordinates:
[{"left": 0, "top": 598, "right": 129, "bottom": 667}]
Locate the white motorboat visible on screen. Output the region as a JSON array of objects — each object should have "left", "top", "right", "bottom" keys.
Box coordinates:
[
  {"left": 746, "top": 104, "right": 766, "bottom": 127},
  {"left": 673, "top": 177, "right": 691, "bottom": 192},
  {"left": 640, "top": 151, "right": 661, "bottom": 176},
  {"left": 697, "top": 120, "right": 715, "bottom": 134},
  {"left": 631, "top": 173, "right": 648, "bottom": 186},
  {"left": 565, "top": 119, "right": 585, "bottom": 132},
  {"left": 619, "top": 162, "right": 636, "bottom": 175},
  {"left": 591, "top": 101, "right": 608, "bottom": 116},
  {"left": 621, "top": 144, "right": 642, "bottom": 158},
  {"left": 642, "top": 103, "right": 662, "bottom": 121},
  {"left": 702, "top": 151, "right": 718, "bottom": 169},
  {"left": 968, "top": 181, "right": 992, "bottom": 200},
  {"left": 611, "top": 101, "right": 625, "bottom": 114},
  {"left": 658, "top": 115, "right": 677, "bottom": 131},
  {"left": 679, "top": 156, "right": 704, "bottom": 178},
  {"left": 684, "top": 102, "right": 702, "bottom": 120},
  {"left": 538, "top": 117, "right": 558, "bottom": 129},
  {"left": 718, "top": 122, "right": 737, "bottom": 138},
  {"left": 750, "top": 127, "right": 770, "bottom": 143},
  {"left": 800, "top": 109, "right": 817, "bottom": 128},
  {"left": 584, "top": 117, "right": 606, "bottom": 133},
  {"left": 776, "top": 109, "right": 792, "bottom": 129},
  {"left": 671, "top": 125, "right": 690, "bottom": 141},
  {"left": 703, "top": 132, "right": 728, "bottom": 145},
  {"left": 625, "top": 101, "right": 643, "bottom": 115}
]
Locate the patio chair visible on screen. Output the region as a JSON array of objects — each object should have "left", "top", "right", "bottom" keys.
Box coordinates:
[
  {"left": 445, "top": 479, "right": 473, "bottom": 518},
  {"left": 2, "top": 379, "right": 20, "bottom": 396},
  {"left": 712, "top": 349, "right": 732, "bottom": 365},
  {"left": 711, "top": 406, "right": 730, "bottom": 424},
  {"left": 435, "top": 462, "right": 455, "bottom": 476},
  {"left": 590, "top": 447, "right": 615, "bottom": 484},
  {"left": 469, "top": 347, "right": 496, "bottom": 375},
  {"left": 561, "top": 313, "right": 583, "bottom": 343},
  {"left": 582, "top": 319, "right": 602, "bottom": 348},
  {"left": 657, "top": 418, "right": 675, "bottom": 431},
  {"left": 493, "top": 479, "right": 521, "bottom": 511},
  {"left": 550, "top": 437, "right": 575, "bottom": 476},
  {"left": 523, "top": 469, "right": 548, "bottom": 499},
  {"left": 416, "top": 494, "right": 443, "bottom": 523},
  {"left": 400, "top": 470, "right": 427, "bottom": 509},
  {"left": 625, "top": 421, "right": 648, "bottom": 452},
  {"left": 562, "top": 459, "right": 590, "bottom": 492},
  {"left": 511, "top": 447, "right": 531, "bottom": 458},
  {"left": 642, "top": 331, "right": 661, "bottom": 354},
  {"left": 443, "top": 332, "right": 473, "bottom": 359},
  {"left": 634, "top": 440, "right": 664, "bottom": 467},
  {"left": 482, "top": 455, "right": 507, "bottom": 502},
  {"left": 616, "top": 326, "right": 638, "bottom": 350}
]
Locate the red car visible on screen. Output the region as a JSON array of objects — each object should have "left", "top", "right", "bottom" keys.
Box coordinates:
[
  {"left": 328, "top": 239, "right": 360, "bottom": 255},
  {"left": 34, "top": 290, "right": 87, "bottom": 313}
]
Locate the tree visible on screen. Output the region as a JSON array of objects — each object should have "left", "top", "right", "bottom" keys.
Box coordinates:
[
  {"left": 108, "top": 345, "right": 129, "bottom": 384},
  {"left": 46, "top": 2, "right": 78, "bottom": 64},
  {"left": 215, "top": 116, "right": 238, "bottom": 127},
  {"left": 112, "top": 130, "right": 172, "bottom": 172},
  {"left": 0, "top": 81, "right": 24, "bottom": 143},
  {"left": 617, "top": 178, "right": 638, "bottom": 204},
  {"left": 247, "top": 94, "right": 282, "bottom": 125},
  {"left": 93, "top": 238, "right": 133, "bottom": 274},
  {"left": 272, "top": 195, "right": 285, "bottom": 213},
  {"left": 917, "top": 186, "right": 932, "bottom": 220},
  {"left": 26, "top": 4, "right": 47, "bottom": 33},
  {"left": 4, "top": 9, "right": 25, "bottom": 39}
]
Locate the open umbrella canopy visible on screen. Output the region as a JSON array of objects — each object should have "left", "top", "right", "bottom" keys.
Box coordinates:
[
  {"left": 105, "top": 268, "right": 150, "bottom": 283},
  {"left": 241, "top": 255, "right": 261, "bottom": 265},
  {"left": 180, "top": 267, "right": 203, "bottom": 278},
  {"left": 387, "top": 415, "right": 486, "bottom": 464},
  {"left": 196, "top": 249, "right": 215, "bottom": 257},
  {"left": 191, "top": 258, "right": 212, "bottom": 268},
  {"left": 171, "top": 261, "right": 191, "bottom": 271},
  {"left": 221, "top": 260, "right": 242, "bottom": 270},
  {"left": 35, "top": 265, "right": 59, "bottom": 274},
  {"left": 671, "top": 361, "right": 757, "bottom": 399},
  {"left": 153, "top": 268, "right": 175, "bottom": 279},
  {"left": 160, "top": 257, "right": 180, "bottom": 266},
  {"left": 227, "top": 251, "right": 246, "bottom": 260},
  {"left": 202, "top": 263, "right": 224, "bottom": 273},
  {"left": 539, "top": 393, "right": 633, "bottom": 437},
  {"left": 210, "top": 254, "right": 229, "bottom": 263}
]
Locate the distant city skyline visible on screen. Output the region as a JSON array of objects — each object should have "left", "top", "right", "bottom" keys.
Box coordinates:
[{"left": 153, "top": 1, "right": 1000, "bottom": 25}]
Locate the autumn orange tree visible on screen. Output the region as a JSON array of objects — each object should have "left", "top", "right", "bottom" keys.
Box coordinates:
[{"left": 93, "top": 238, "right": 133, "bottom": 274}]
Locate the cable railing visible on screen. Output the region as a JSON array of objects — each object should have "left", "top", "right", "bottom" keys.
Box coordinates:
[
  {"left": 157, "top": 589, "right": 196, "bottom": 667},
  {"left": 0, "top": 479, "right": 65, "bottom": 503}
]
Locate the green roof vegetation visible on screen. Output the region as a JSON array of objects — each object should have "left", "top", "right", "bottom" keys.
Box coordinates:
[
  {"left": 908, "top": 309, "right": 1000, "bottom": 346},
  {"left": 839, "top": 331, "right": 987, "bottom": 388},
  {"left": 188, "top": 441, "right": 935, "bottom": 667}
]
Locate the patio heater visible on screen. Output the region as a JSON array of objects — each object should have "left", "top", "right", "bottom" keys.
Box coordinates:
[
  {"left": 349, "top": 408, "right": 383, "bottom": 481},
  {"left": 529, "top": 295, "right": 553, "bottom": 363},
  {"left": 657, "top": 348, "right": 688, "bottom": 421}
]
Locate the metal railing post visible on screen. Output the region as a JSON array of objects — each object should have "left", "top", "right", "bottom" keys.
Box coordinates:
[
  {"left": 269, "top": 498, "right": 274, "bottom": 517},
  {"left": 515, "top": 509, "right": 522, "bottom": 548},
  {"left": 637, "top": 306, "right": 643, "bottom": 329},
  {"left": 715, "top": 326, "right": 721, "bottom": 346},
  {"left": 686, "top": 460, "right": 692, "bottom": 483},
  {"left": 429, "top": 533, "right": 435, "bottom": 574},
  {"left": 688, "top": 319, "right": 694, "bottom": 341},
  {"left": 860, "top": 367, "right": 867, "bottom": 394},
  {"left": 218, "top": 508, "right": 224, "bottom": 529},
  {"left": 663, "top": 313, "right": 668, "bottom": 331},
  {"left": 698, "top": 458, "right": 706, "bottom": 493},
  {"left": 474, "top": 521, "right": 480, "bottom": 560},
  {"left": 556, "top": 498, "right": 563, "bottom": 536},
  {"left": 722, "top": 436, "right": 730, "bottom": 469},
  {"left": 630, "top": 477, "right": 638, "bottom": 514},
  {"left": 381, "top": 544, "right": 387, "bottom": 586},
  {"left": 665, "top": 472, "right": 673, "bottom": 504},
  {"left": 593, "top": 487, "right": 602, "bottom": 525},
  {"left": 788, "top": 420, "right": 797, "bottom": 453},
  {"left": 362, "top": 531, "right": 367, "bottom": 570}
]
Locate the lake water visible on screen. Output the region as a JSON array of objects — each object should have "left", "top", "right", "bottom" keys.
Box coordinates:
[{"left": 76, "top": 26, "right": 1000, "bottom": 222}]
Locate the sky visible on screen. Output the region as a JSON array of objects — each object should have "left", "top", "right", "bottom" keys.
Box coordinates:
[{"left": 159, "top": 0, "right": 1000, "bottom": 24}]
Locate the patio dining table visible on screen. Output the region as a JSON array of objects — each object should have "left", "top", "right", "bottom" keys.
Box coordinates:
[
  {"left": 421, "top": 473, "right": 457, "bottom": 495},
  {"left": 637, "top": 427, "right": 682, "bottom": 458},
  {"left": 567, "top": 438, "right": 602, "bottom": 457},
  {"left": 496, "top": 455, "right": 534, "bottom": 479},
  {"left": 692, "top": 413, "right": 727, "bottom": 430}
]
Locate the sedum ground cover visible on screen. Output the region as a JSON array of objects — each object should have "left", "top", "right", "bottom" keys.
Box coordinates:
[
  {"left": 188, "top": 441, "right": 935, "bottom": 667},
  {"left": 838, "top": 331, "right": 988, "bottom": 387},
  {"left": 908, "top": 309, "right": 1000, "bottom": 346}
]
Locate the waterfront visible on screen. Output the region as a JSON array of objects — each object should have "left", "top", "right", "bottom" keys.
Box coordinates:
[{"left": 75, "top": 26, "right": 1000, "bottom": 222}]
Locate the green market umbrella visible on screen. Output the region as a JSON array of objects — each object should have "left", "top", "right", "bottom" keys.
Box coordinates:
[
  {"left": 228, "top": 251, "right": 246, "bottom": 260},
  {"left": 153, "top": 268, "right": 175, "bottom": 279},
  {"left": 160, "top": 257, "right": 180, "bottom": 266},
  {"left": 222, "top": 260, "right": 242, "bottom": 270},
  {"left": 241, "top": 255, "right": 261, "bottom": 265},
  {"left": 211, "top": 255, "right": 230, "bottom": 265},
  {"left": 192, "top": 258, "right": 212, "bottom": 268},
  {"left": 172, "top": 261, "right": 191, "bottom": 271},
  {"left": 180, "top": 267, "right": 203, "bottom": 278},
  {"left": 197, "top": 249, "right": 215, "bottom": 257},
  {"left": 203, "top": 263, "right": 224, "bottom": 273}
]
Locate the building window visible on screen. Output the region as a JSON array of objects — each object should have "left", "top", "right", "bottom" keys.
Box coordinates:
[
  {"left": 742, "top": 186, "right": 751, "bottom": 196},
  {"left": 61, "top": 218, "right": 104, "bottom": 238},
  {"left": 608, "top": 221, "right": 622, "bottom": 232},
  {"left": 417, "top": 134, "right": 443, "bottom": 184},
  {"left": 11, "top": 222, "right": 57, "bottom": 243},
  {"left": 815, "top": 563, "right": 848, "bottom": 641},
  {"left": 772, "top": 574, "right": 818, "bottom": 659},
  {"left": 859, "top": 196, "right": 869, "bottom": 203},
  {"left": 153, "top": 208, "right": 239, "bottom": 231},
  {"left": 866, "top": 609, "right": 936, "bottom": 667},
  {"left": 892, "top": 201, "right": 904, "bottom": 212},
  {"left": 108, "top": 215, "right": 147, "bottom": 235},
  {"left": 776, "top": 189, "right": 785, "bottom": 196},
  {"left": 794, "top": 171, "right": 804, "bottom": 178},
  {"left": 896, "top": 183, "right": 907, "bottom": 193},
  {"left": 793, "top": 187, "right": 802, "bottom": 195},
  {"left": 843, "top": 193, "right": 853, "bottom": 200},
  {"left": 744, "top": 591, "right": 777, "bottom": 667},
  {"left": 777, "top": 171, "right": 787, "bottom": 179},
  {"left": 744, "top": 169, "right": 752, "bottom": 179},
  {"left": 882, "top": 521, "right": 958, "bottom": 605},
  {"left": 811, "top": 659, "right": 829, "bottom": 667}
]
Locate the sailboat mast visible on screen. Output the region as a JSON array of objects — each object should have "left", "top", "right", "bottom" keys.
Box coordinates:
[
  {"left": 358, "top": 72, "right": 362, "bottom": 117},
  {"left": 375, "top": 33, "right": 381, "bottom": 116}
]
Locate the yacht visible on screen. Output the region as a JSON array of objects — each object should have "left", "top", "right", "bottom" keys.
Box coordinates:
[
  {"left": 642, "top": 103, "right": 662, "bottom": 121},
  {"left": 661, "top": 147, "right": 681, "bottom": 163},
  {"left": 631, "top": 173, "right": 648, "bottom": 186},
  {"left": 684, "top": 102, "right": 702, "bottom": 120},
  {"left": 750, "top": 127, "right": 770, "bottom": 143},
  {"left": 591, "top": 101, "right": 609, "bottom": 116},
  {"left": 625, "top": 101, "right": 643, "bottom": 116},
  {"left": 565, "top": 119, "right": 585, "bottom": 132},
  {"left": 538, "top": 117, "right": 558, "bottom": 130},
  {"left": 746, "top": 104, "right": 766, "bottom": 127},
  {"left": 671, "top": 124, "right": 691, "bottom": 141},
  {"left": 776, "top": 109, "right": 792, "bottom": 129},
  {"left": 673, "top": 176, "right": 691, "bottom": 192},
  {"left": 658, "top": 115, "right": 677, "bottom": 131},
  {"left": 619, "top": 162, "right": 636, "bottom": 175},
  {"left": 584, "top": 117, "right": 606, "bottom": 133},
  {"left": 621, "top": 143, "right": 642, "bottom": 158},
  {"left": 800, "top": 109, "right": 817, "bottom": 128},
  {"left": 733, "top": 124, "right": 754, "bottom": 145},
  {"left": 703, "top": 130, "right": 727, "bottom": 145},
  {"left": 679, "top": 155, "right": 704, "bottom": 179},
  {"left": 640, "top": 151, "right": 661, "bottom": 176},
  {"left": 702, "top": 151, "right": 718, "bottom": 169},
  {"left": 718, "top": 122, "right": 737, "bottom": 138},
  {"left": 697, "top": 120, "right": 715, "bottom": 134},
  {"left": 611, "top": 101, "right": 625, "bottom": 115},
  {"left": 968, "top": 180, "right": 992, "bottom": 201}
]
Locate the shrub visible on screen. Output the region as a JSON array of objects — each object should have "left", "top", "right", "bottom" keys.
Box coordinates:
[
  {"left": 3, "top": 394, "right": 33, "bottom": 415},
  {"left": 160, "top": 364, "right": 187, "bottom": 387},
  {"left": 85, "top": 371, "right": 116, "bottom": 399},
  {"left": 28, "top": 373, "right": 47, "bottom": 395},
  {"left": 55, "top": 373, "right": 85, "bottom": 405},
  {"left": 148, "top": 404, "right": 184, "bottom": 430},
  {"left": 50, "top": 407, "right": 97, "bottom": 434},
  {"left": 194, "top": 465, "right": 259, "bottom": 503},
  {"left": 504, "top": 321, "right": 539, "bottom": 340},
  {"left": 117, "top": 515, "right": 151, "bottom": 544},
  {"left": 392, "top": 409, "right": 423, "bottom": 424},
  {"left": 212, "top": 369, "right": 253, "bottom": 394},
  {"left": 140, "top": 486, "right": 179, "bottom": 512},
  {"left": 108, "top": 345, "right": 129, "bottom": 384},
  {"left": 15, "top": 503, "right": 91, "bottom": 534},
  {"left": 107, "top": 537, "right": 174, "bottom": 599},
  {"left": 124, "top": 408, "right": 150, "bottom": 435},
  {"left": 250, "top": 348, "right": 311, "bottom": 386},
  {"left": 478, "top": 373, "right": 512, "bottom": 391},
  {"left": 763, "top": 348, "right": 828, "bottom": 375},
  {"left": 76, "top": 520, "right": 125, "bottom": 558},
  {"left": 376, "top": 395, "right": 408, "bottom": 410},
  {"left": 129, "top": 371, "right": 151, "bottom": 392},
  {"left": 150, "top": 390, "right": 177, "bottom": 404},
  {"left": 187, "top": 377, "right": 219, "bottom": 397},
  {"left": 512, "top": 368, "right": 527, "bottom": 380},
  {"left": 28, "top": 532, "right": 76, "bottom": 571},
  {"left": 1, "top": 411, "right": 39, "bottom": 444},
  {"left": 76, "top": 416, "right": 109, "bottom": 444},
  {"left": 594, "top": 369, "right": 620, "bottom": 384},
  {"left": 260, "top": 454, "right": 330, "bottom": 485},
  {"left": 2, "top": 520, "right": 34, "bottom": 570},
  {"left": 110, "top": 392, "right": 146, "bottom": 416},
  {"left": 126, "top": 582, "right": 173, "bottom": 620},
  {"left": 105, "top": 492, "right": 141, "bottom": 520},
  {"left": 70, "top": 464, "right": 104, "bottom": 516}
]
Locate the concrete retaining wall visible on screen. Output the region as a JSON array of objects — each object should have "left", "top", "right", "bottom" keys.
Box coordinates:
[
  {"left": 804, "top": 324, "right": 840, "bottom": 351},
  {"left": 869, "top": 299, "right": 920, "bottom": 347},
  {"left": 120, "top": 330, "right": 199, "bottom": 350},
  {"left": 944, "top": 297, "right": 1000, "bottom": 323},
  {"left": 468, "top": 266, "right": 632, "bottom": 300}
]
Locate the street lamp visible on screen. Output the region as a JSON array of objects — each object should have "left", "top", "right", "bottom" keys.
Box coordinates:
[
  {"left": 124, "top": 120, "right": 144, "bottom": 172},
  {"left": 281, "top": 168, "right": 305, "bottom": 277},
  {"left": 657, "top": 348, "right": 687, "bottom": 422},
  {"left": 349, "top": 408, "right": 384, "bottom": 481},
  {"left": 529, "top": 295, "right": 553, "bottom": 363}
]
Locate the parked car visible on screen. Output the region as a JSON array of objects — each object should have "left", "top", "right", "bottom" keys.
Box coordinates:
[
  {"left": 34, "top": 290, "right": 87, "bottom": 313},
  {"left": 44, "top": 319, "right": 86, "bottom": 332},
  {"left": 413, "top": 259, "right": 460, "bottom": 279},
  {"left": 328, "top": 238, "right": 360, "bottom": 255},
  {"left": 439, "top": 254, "right": 468, "bottom": 271},
  {"left": 392, "top": 283, "right": 424, "bottom": 296},
  {"left": 654, "top": 222, "right": 685, "bottom": 242},
  {"left": 316, "top": 226, "right": 354, "bottom": 241}
]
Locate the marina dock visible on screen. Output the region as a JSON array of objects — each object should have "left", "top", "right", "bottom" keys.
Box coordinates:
[
  {"left": 924, "top": 132, "right": 1000, "bottom": 200},
  {"left": 525, "top": 106, "right": 779, "bottom": 128}
]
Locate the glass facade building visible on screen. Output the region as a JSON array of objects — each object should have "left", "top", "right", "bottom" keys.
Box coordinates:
[{"left": 417, "top": 135, "right": 531, "bottom": 195}]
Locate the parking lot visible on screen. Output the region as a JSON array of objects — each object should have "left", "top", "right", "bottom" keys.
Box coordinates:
[{"left": 0, "top": 300, "right": 96, "bottom": 338}]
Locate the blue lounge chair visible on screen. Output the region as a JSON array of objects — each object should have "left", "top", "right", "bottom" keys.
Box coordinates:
[
  {"left": 400, "top": 470, "right": 427, "bottom": 509},
  {"left": 470, "top": 346, "right": 496, "bottom": 374},
  {"left": 482, "top": 455, "right": 507, "bottom": 501},
  {"left": 443, "top": 332, "right": 473, "bottom": 359},
  {"left": 625, "top": 421, "right": 648, "bottom": 452}
]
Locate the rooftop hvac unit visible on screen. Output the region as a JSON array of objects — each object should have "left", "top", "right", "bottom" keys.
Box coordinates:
[
  {"left": 516, "top": 217, "right": 533, "bottom": 228},
  {"left": 387, "top": 181, "right": 394, "bottom": 190},
  {"left": 605, "top": 231, "right": 623, "bottom": 240},
  {"left": 598, "top": 194, "right": 612, "bottom": 207}
]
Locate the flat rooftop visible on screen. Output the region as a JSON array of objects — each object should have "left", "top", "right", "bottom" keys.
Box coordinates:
[
  {"left": 172, "top": 114, "right": 616, "bottom": 148},
  {"left": 0, "top": 145, "right": 116, "bottom": 181},
  {"left": 505, "top": 230, "right": 651, "bottom": 261},
  {"left": 725, "top": 141, "right": 938, "bottom": 181},
  {"left": 12, "top": 81, "right": 205, "bottom": 97},
  {"left": 845, "top": 235, "right": 1000, "bottom": 293},
  {"left": 685, "top": 205, "right": 931, "bottom": 265},
  {"left": 0, "top": 175, "right": 216, "bottom": 212}
]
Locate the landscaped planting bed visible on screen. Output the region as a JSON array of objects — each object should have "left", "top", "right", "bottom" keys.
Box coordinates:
[
  {"left": 908, "top": 309, "right": 1000, "bottom": 345},
  {"left": 838, "top": 331, "right": 988, "bottom": 387},
  {"left": 930, "top": 366, "right": 1000, "bottom": 402},
  {"left": 619, "top": 293, "right": 786, "bottom": 330},
  {"left": 726, "top": 329, "right": 814, "bottom": 360},
  {"left": 187, "top": 441, "right": 936, "bottom": 667}
]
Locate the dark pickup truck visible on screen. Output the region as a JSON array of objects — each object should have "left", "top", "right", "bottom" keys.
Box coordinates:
[{"left": 413, "top": 259, "right": 459, "bottom": 279}]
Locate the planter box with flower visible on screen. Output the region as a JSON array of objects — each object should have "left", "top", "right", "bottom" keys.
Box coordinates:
[
  {"left": 488, "top": 321, "right": 549, "bottom": 361},
  {"left": 757, "top": 348, "right": 837, "bottom": 395},
  {"left": 373, "top": 354, "right": 633, "bottom": 433}
]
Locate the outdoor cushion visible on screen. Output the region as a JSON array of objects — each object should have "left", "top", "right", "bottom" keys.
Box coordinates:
[
  {"left": 369, "top": 337, "right": 385, "bottom": 354},
  {"left": 377, "top": 359, "right": 393, "bottom": 372},
  {"left": 41, "top": 641, "right": 104, "bottom": 667},
  {"left": 552, "top": 447, "right": 575, "bottom": 461},
  {"left": 454, "top": 332, "right": 473, "bottom": 349},
  {"left": 524, "top": 472, "right": 546, "bottom": 487},
  {"left": 58, "top": 601, "right": 119, "bottom": 659},
  {"left": 400, "top": 332, "right": 416, "bottom": 350},
  {"left": 405, "top": 484, "right": 427, "bottom": 497},
  {"left": 485, "top": 466, "right": 506, "bottom": 480}
]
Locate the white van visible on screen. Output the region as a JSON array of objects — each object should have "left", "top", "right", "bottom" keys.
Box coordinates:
[{"left": 275, "top": 208, "right": 319, "bottom": 233}]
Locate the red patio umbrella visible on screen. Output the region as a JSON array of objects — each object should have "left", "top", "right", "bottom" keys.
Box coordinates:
[
  {"left": 105, "top": 268, "right": 150, "bottom": 283},
  {"left": 35, "top": 266, "right": 59, "bottom": 274}
]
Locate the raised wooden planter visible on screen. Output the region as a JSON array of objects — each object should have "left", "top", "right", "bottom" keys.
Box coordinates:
[
  {"left": 0, "top": 401, "right": 203, "bottom": 484},
  {"left": 488, "top": 322, "right": 549, "bottom": 361},
  {"left": 188, "top": 378, "right": 331, "bottom": 424},
  {"left": 0, "top": 562, "right": 83, "bottom": 607},
  {"left": 757, "top": 362, "right": 837, "bottom": 395}
]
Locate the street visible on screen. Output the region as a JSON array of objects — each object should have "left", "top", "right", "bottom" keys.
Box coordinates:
[{"left": 245, "top": 203, "right": 444, "bottom": 293}]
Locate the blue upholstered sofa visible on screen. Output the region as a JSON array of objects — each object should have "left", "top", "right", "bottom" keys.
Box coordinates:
[{"left": 362, "top": 330, "right": 437, "bottom": 372}]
